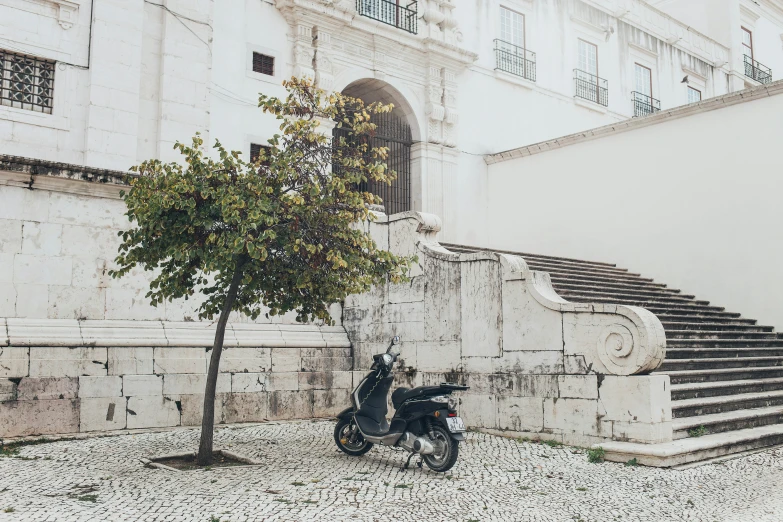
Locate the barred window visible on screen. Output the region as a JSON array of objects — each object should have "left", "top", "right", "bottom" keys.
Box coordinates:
[
  {"left": 252, "top": 52, "right": 274, "bottom": 76},
  {"left": 0, "top": 50, "right": 55, "bottom": 114},
  {"left": 250, "top": 143, "right": 271, "bottom": 166}
]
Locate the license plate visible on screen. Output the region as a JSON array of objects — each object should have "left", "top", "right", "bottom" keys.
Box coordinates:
[{"left": 445, "top": 416, "right": 466, "bottom": 433}]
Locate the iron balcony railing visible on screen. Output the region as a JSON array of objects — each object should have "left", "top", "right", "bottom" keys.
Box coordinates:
[
  {"left": 356, "top": 0, "right": 418, "bottom": 34},
  {"left": 744, "top": 55, "right": 772, "bottom": 84},
  {"left": 574, "top": 69, "right": 608, "bottom": 107},
  {"left": 631, "top": 91, "right": 660, "bottom": 117},
  {"left": 494, "top": 39, "right": 536, "bottom": 82}
]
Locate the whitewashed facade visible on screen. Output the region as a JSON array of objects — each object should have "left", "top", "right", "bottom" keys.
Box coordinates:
[{"left": 2, "top": 0, "right": 774, "bottom": 243}]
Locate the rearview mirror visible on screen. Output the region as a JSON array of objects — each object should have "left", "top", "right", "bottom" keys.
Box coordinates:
[{"left": 392, "top": 336, "right": 400, "bottom": 345}]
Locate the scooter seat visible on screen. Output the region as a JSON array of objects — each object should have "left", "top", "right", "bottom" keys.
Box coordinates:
[{"left": 391, "top": 385, "right": 445, "bottom": 409}]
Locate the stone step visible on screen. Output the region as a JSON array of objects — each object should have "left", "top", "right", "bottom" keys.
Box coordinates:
[
  {"left": 667, "top": 339, "right": 783, "bottom": 348},
  {"left": 527, "top": 266, "right": 647, "bottom": 285},
  {"left": 562, "top": 298, "right": 726, "bottom": 313},
  {"left": 658, "top": 366, "right": 783, "bottom": 384},
  {"left": 661, "top": 356, "right": 783, "bottom": 372},
  {"left": 552, "top": 282, "right": 686, "bottom": 298},
  {"left": 652, "top": 309, "right": 741, "bottom": 319},
  {"left": 670, "top": 378, "right": 783, "bottom": 400},
  {"left": 550, "top": 276, "right": 671, "bottom": 291},
  {"left": 672, "top": 390, "right": 783, "bottom": 417},
  {"left": 439, "top": 243, "right": 622, "bottom": 270},
  {"left": 548, "top": 271, "right": 656, "bottom": 285},
  {"left": 660, "top": 321, "right": 767, "bottom": 331},
  {"left": 553, "top": 287, "right": 698, "bottom": 303},
  {"left": 665, "top": 330, "right": 779, "bottom": 340},
  {"left": 666, "top": 347, "right": 783, "bottom": 360},
  {"left": 672, "top": 406, "right": 783, "bottom": 439},
  {"left": 597, "top": 424, "right": 783, "bottom": 467}
]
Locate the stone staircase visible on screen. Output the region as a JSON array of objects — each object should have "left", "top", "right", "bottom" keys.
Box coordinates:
[{"left": 442, "top": 243, "right": 783, "bottom": 466}]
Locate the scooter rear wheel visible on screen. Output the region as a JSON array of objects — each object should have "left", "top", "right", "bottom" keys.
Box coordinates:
[
  {"left": 422, "top": 424, "right": 459, "bottom": 472},
  {"left": 334, "top": 418, "right": 373, "bottom": 456}
]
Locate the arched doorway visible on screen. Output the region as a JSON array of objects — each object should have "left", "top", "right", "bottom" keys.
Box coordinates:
[{"left": 335, "top": 79, "right": 416, "bottom": 215}]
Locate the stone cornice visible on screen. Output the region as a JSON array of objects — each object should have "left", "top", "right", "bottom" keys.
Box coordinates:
[
  {"left": 485, "top": 78, "right": 783, "bottom": 164},
  {"left": 0, "top": 155, "right": 134, "bottom": 186}
]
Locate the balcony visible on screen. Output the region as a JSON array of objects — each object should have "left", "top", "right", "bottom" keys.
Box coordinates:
[
  {"left": 631, "top": 91, "right": 660, "bottom": 117},
  {"left": 574, "top": 69, "right": 608, "bottom": 107},
  {"left": 744, "top": 55, "right": 772, "bottom": 84},
  {"left": 356, "top": 0, "right": 418, "bottom": 34},
  {"left": 494, "top": 39, "right": 536, "bottom": 82}
]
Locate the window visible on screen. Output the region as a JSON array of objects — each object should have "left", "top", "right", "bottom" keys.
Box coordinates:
[
  {"left": 578, "top": 39, "right": 598, "bottom": 77},
  {"left": 252, "top": 52, "right": 274, "bottom": 76},
  {"left": 634, "top": 63, "right": 652, "bottom": 97},
  {"left": 500, "top": 7, "right": 525, "bottom": 49},
  {"left": 0, "top": 50, "right": 55, "bottom": 114},
  {"left": 687, "top": 86, "right": 701, "bottom": 104},
  {"left": 741, "top": 27, "right": 753, "bottom": 59},
  {"left": 250, "top": 143, "right": 271, "bottom": 166}
]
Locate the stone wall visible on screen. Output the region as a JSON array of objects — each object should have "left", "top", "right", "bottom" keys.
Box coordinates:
[
  {"left": 0, "top": 320, "right": 352, "bottom": 438},
  {"left": 343, "top": 212, "right": 672, "bottom": 447}
]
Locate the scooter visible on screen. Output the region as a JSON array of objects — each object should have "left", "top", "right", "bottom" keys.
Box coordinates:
[{"left": 334, "top": 336, "right": 469, "bottom": 472}]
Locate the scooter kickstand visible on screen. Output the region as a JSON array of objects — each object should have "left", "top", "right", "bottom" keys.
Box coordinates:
[
  {"left": 402, "top": 452, "right": 416, "bottom": 470},
  {"left": 417, "top": 459, "right": 423, "bottom": 469}
]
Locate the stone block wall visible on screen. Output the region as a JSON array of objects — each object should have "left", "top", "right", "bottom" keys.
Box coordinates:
[
  {"left": 343, "top": 212, "right": 672, "bottom": 447},
  {"left": 0, "top": 320, "right": 353, "bottom": 438}
]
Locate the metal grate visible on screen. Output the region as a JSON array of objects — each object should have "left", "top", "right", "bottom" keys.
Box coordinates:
[
  {"left": 574, "top": 69, "right": 608, "bottom": 107},
  {"left": 252, "top": 52, "right": 274, "bottom": 76},
  {"left": 0, "top": 50, "right": 55, "bottom": 114},
  {"left": 494, "top": 39, "right": 536, "bottom": 82},
  {"left": 631, "top": 91, "right": 660, "bottom": 117},
  {"left": 356, "top": 0, "right": 418, "bottom": 34},
  {"left": 333, "top": 112, "right": 413, "bottom": 215},
  {"left": 743, "top": 55, "right": 772, "bottom": 84}
]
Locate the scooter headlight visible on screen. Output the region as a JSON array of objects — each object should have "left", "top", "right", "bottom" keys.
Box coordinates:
[{"left": 381, "top": 353, "right": 393, "bottom": 366}]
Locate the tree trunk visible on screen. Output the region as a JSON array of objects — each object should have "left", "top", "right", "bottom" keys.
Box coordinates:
[{"left": 197, "top": 259, "right": 246, "bottom": 466}]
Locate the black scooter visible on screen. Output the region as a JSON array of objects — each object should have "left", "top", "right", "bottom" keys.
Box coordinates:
[{"left": 334, "top": 336, "right": 469, "bottom": 472}]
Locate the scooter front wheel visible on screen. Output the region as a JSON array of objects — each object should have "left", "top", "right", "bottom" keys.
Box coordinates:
[
  {"left": 334, "top": 417, "right": 373, "bottom": 456},
  {"left": 422, "top": 424, "right": 459, "bottom": 472}
]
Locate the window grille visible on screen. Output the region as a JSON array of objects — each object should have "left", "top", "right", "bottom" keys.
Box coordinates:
[
  {"left": 0, "top": 50, "right": 55, "bottom": 114},
  {"left": 356, "top": 0, "right": 418, "bottom": 34},
  {"left": 250, "top": 143, "right": 272, "bottom": 166},
  {"left": 687, "top": 86, "right": 701, "bottom": 104},
  {"left": 252, "top": 53, "right": 274, "bottom": 76}
]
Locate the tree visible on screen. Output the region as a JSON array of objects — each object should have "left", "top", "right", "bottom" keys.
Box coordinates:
[{"left": 110, "top": 77, "right": 414, "bottom": 465}]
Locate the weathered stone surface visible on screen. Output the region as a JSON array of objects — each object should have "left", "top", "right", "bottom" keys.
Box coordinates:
[
  {"left": 313, "top": 388, "right": 350, "bottom": 417},
  {"left": 153, "top": 347, "right": 207, "bottom": 374},
  {"left": 268, "top": 390, "right": 313, "bottom": 420},
  {"left": 298, "top": 371, "right": 352, "bottom": 391},
  {"left": 223, "top": 392, "right": 268, "bottom": 424},
  {"left": 48, "top": 286, "right": 106, "bottom": 320},
  {"left": 0, "top": 399, "right": 79, "bottom": 437},
  {"left": 21, "top": 222, "right": 62, "bottom": 257},
  {"left": 80, "top": 397, "right": 127, "bottom": 432},
  {"left": 301, "top": 356, "right": 352, "bottom": 372},
  {"left": 122, "top": 375, "right": 163, "bottom": 397},
  {"left": 492, "top": 350, "right": 564, "bottom": 374},
  {"left": 29, "top": 347, "right": 107, "bottom": 377},
  {"left": 496, "top": 396, "right": 545, "bottom": 432},
  {"left": 126, "top": 396, "right": 180, "bottom": 429},
  {"left": 461, "top": 260, "right": 502, "bottom": 357},
  {"left": 0, "top": 218, "right": 22, "bottom": 255},
  {"left": 162, "top": 373, "right": 230, "bottom": 396},
  {"left": 108, "top": 347, "right": 153, "bottom": 375},
  {"left": 0, "top": 379, "right": 16, "bottom": 401},
  {"left": 459, "top": 394, "right": 496, "bottom": 429},
  {"left": 543, "top": 398, "right": 599, "bottom": 433},
  {"left": 599, "top": 375, "right": 672, "bottom": 424},
  {"left": 417, "top": 341, "right": 460, "bottom": 372},
  {"left": 270, "top": 348, "right": 300, "bottom": 372},
  {"left": 219, "top": 347, "right": 271, "bottom": 373},
  {"left": 78, "top": 376, "right": 122, "bottom": 398},
  {"left": 231, "top": 372, "right": 268, "bottom": 393},
  {"left": 0, "top": 347, "right": 29, "bottom": 378},
  {"left": 266, "top": 372, "right": 299, "bottom": 391},
  {"left": 558, "top": 375, "right": 599, "bottom": 399},
  {"left": 181, "top": 393, "right": 228, "bottom": 426},
  {"left": 17, "top": 377, "right": 78, "bottom": 400},
  {"left": 502, "top": 279, "right": 564, "bottom": 351}
]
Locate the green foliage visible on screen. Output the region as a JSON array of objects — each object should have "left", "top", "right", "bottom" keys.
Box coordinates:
[
  {"left": 542, "top": 440, "right": 562, "bottom": 448},
  {"left": 0, "top": 438, "right": 51, "bottom": 457},
  {"left": 587, "top": 447, "right": 605, "bottom": 464},
  {"left": 687, "top": 425, "right": 708, "bottom": 438},
  {"left": 625, "top": 458, "right": 639, "bottom": 467},
  {"left": 110, "top": 77, "right": 413, "bottom": 325}
]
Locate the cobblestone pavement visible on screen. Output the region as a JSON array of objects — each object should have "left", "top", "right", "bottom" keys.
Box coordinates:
[{"left": 1, "top": 420, "right": 782, "bottom": 522}]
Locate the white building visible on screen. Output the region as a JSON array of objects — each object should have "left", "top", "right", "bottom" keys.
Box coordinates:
[{"left": 4, "top": 0, "right": 781, "bottom": 237}]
